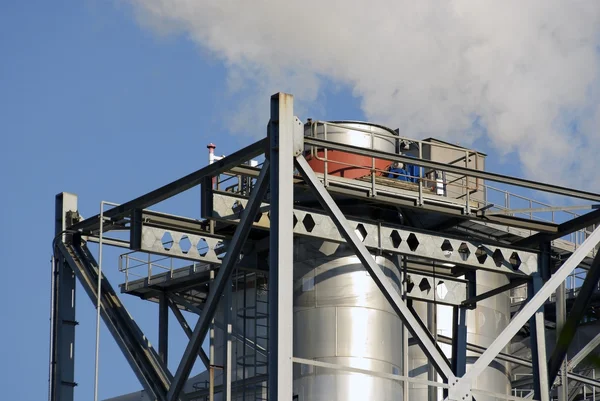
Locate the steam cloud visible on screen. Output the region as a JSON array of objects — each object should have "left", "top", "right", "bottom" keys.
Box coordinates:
[{"left": 128, "top": 1, "right": 600, "bottom": 190}]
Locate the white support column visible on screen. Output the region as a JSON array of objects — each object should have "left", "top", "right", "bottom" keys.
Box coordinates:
[{"left": 267, "top": 92, "right": 295, "bottom": 401}]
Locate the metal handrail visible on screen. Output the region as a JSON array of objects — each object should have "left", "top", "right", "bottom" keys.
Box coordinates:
[
  {"left": 306, "top": 120, "right": 594, "bottom": 247},
  {"left": 118, "top": 252, "right": 175, "bottom": 289}
]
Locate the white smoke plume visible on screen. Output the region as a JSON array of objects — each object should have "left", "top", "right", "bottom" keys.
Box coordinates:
[{"left": 127, "top": 1, "right": 600, "bottom": 190}]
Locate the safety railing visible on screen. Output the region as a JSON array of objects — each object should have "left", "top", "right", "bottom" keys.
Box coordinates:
[
  {"left": 214, "top": 161, "right": 264, "bottom": 195},
  {"left": 301, "top": 120, "right": 595, "bottom": 247},
  {"left": 210, "top": 121, "right": 591, "bottom": 249},
  {"left": 510, "top": 267, "right": 598, "bottom": 306},
  {"left": 304, "top": 120, "right": 483, "bottom": 211},
  {"left": 118, "top": 251, "right": 177, "bottom": 290},
  {"left": 482, "top": 184, "right": 596, "bottom": 246},
  {"left": 212, "top": 120, "right": 594, "bottom": 256}
]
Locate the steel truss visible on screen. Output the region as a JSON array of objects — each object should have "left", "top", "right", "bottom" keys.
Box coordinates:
[{"left": 49, "top": 92, "right": 600, "bottom": 401}]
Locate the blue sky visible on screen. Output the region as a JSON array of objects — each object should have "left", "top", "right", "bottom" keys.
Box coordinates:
[
  {"left": 0, "top": 2, "right": 365, "bottom": 400},
  {"left": 0, "top": 1, "right": 597, "bottom": 401}
]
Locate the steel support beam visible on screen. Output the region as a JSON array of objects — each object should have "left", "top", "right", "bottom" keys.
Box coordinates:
[
  {"left": 267, "top": 93, "right": 295, "bottom": 401},
  {"left": 295, "top": 155, "right": 457, "bottom": 383},
  {"left": 446, "top": 225, "right": 600, "bottom": 400},
  {"left": 428, "top": 302, "right": 438, "bottom": 401},
  {"left": 58, "top": 241, "right": 172, "bottom": 401},
  {"left": 166, "top": 160, "right": 270, "bottom": 401},
  {"left": 568, "top": 331, "right": 600, "bottom": 370},
  {"left": 437, "top": 335, "right": 600, "bottom": 390},
  {"left": 556, "top": 281, "right": 568, "bottom": 401},
  {"left": 548, "top": 251, "right": 600, "bottom": 386},
  {"left": 514, "top": 208, "right": 600, "bottom": 247},
  {"left": 70, "top": 138, "right": 267, "bottom": 233},
  {"left": 461, "top": 278, "right": 527, "bottom": 309},
  {"left": 212, "top": 191, "right": 539, "bottom": 277},
  {"left": 159, "top": 293, "right": 169, "bottom": 364},
  {"left": 167, "top": 298, "right": 210, "bottom": 369},
  {"left": 451, "top": 307, "right": 468, "bottom": 377},
  {"left": 483, "top": 204, "right": 599, "bottom": 216},
  {"left": 304, "top": 136, "right": 600, "bottom": 202},
  {"left": 529, "top": 273, "right": 550, "bottom": 401},
  {"left": 50, "top": 193, "right": 78, "bottom": 401},
  {"left": 292, "top": 357, "right": 448, "bottom": 389},
  {"left": 222, "top": 278, "right": 232, "bottom": 401}
]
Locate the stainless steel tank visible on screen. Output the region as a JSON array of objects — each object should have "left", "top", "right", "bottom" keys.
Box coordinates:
[
  {"left": 292, "top": 237, "right": 404, "bottom": 401},
  {"left": 409, "top": 271, "right": 512, "bottom": 400},
  {"left": 304, "top": 121, "right": 398, "bottom": 179},
  {"left": 305, "top": 120, "right": 398, "bottom": 151}
]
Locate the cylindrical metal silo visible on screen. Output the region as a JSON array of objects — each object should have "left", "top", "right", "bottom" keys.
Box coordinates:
[
  {"left": 292, "top": 237, "right": 404, "bottom": 401},
  {"left": 299, "top": 120, "right": 512, "bottom": 400}
]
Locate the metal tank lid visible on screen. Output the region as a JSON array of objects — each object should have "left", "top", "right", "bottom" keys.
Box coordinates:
[{"left": 307, "top": 120, "right": 399, "bottom": 137}]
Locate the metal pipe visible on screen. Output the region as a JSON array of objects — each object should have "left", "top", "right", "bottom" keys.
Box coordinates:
[
  {"left": 48, "top": 256, "right": 56, "bottom": 401},
  {"left": 93, "top": 200, "right": 120, "bottom": 401},
  {"left": 402, "top": 256, "right": 409, "bottom": 401},
  {"left": 93, "top": 203, "right": 104, "bottom": 401}
]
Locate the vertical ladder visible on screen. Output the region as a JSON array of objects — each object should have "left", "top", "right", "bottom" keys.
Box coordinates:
[{"left": 254, "top": 273, "right": 269, "bottom": 401}]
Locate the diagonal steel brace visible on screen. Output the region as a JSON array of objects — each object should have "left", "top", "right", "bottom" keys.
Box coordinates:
[
  {"left": 166, "top": 161, "right": 270, "bottom": 401},
  {"left": 445, "top": 225, "right": 600, "bottom": 400},
  {"left": 295, "top": 155, "right": 457, "bottom": 383}
]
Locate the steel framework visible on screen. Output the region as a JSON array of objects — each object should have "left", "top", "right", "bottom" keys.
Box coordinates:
[{"left": 49, "top": 92, "right": 600, "bottom": 401}]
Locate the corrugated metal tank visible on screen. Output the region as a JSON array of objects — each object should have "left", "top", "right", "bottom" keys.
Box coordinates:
[{"left": 292, "top": 237, "right": 404, "bottom": 400}]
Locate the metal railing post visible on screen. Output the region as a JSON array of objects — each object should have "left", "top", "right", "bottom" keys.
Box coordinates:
[
  {"left": 323, "top": 123, "right": 328, "bottom": 187},
  {"left": 418, "top": 144, "right": 423, "bottom": 206}
]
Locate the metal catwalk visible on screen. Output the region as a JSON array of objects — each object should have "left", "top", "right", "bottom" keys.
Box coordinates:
[{"left": 49, "top": 93, "right": 600, "bottom": 401}]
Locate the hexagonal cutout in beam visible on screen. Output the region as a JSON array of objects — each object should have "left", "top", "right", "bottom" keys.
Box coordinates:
[
  {"left": 419, "top": 277, "right": 432, "bottom": 293},
  {"left": 475, "top": 246, "right": 488, "bottom": 264},
  {"left": 492, "top": 249, "right": 505, "bottom": 268},
  {"left": 441, "top": 239, "right": 454, "bottom": 258},
  {"left": 302, "top": 214, "right": 316, "bottom": 233},
  {"left": 390, "top": 230, "right": 402, "bottom": 248},
  {"left": 436, "top": 281, "right": 448, "bottom": 299},
  {"left": 355, "top": 224, "right": 368, "bottom": 242},
  {"left": 162, "top": 232, "right": 173, "bottom": 251},
  {"left": 509, "top": 252, "right": 522, "bottom": 270},
  {"left": 197, "top": 238, "right": 209, "bottom": 257},
  {"left": 407, "top": 233, "right": 420, "bottom": 252},
  {"left": 458, "top": 242, "right": 471, "bottom": 261},
  {"left": 180, "top": 235, "right": 192, "bottom": 254}
]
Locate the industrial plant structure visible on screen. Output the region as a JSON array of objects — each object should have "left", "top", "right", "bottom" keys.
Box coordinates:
[{"left": 49, "top": 93, "right": 600, "bottom": 401}]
